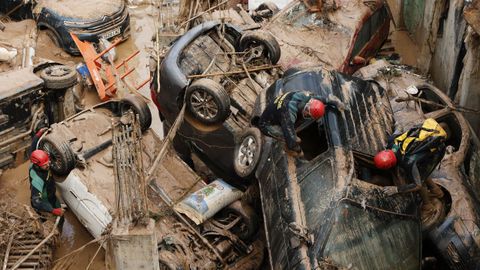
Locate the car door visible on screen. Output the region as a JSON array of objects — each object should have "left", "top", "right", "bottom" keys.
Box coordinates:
[{"left": 345, "top": 5, "right": 390, "bottom": 73}]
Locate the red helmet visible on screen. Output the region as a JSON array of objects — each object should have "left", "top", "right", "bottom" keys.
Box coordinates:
[
  {"left": 374, "top": 150, "right": 397, "bottom": 170},
  {"left": 303, "top": 99, "right": 325, "bottom": 120},
  {"left": 31, "top": 150, "right": 49, "bottom": 167}
]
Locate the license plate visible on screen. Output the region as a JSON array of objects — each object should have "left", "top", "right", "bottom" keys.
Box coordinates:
[{"left": 100, "top": 28, "right": 121, "bottom": 40}]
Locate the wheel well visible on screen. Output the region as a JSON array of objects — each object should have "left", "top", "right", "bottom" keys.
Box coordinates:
[{"left": 37, "top": 23, "right": 63, "bottom": 46}]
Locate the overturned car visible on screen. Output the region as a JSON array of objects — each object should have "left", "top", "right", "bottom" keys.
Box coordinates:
[
  {"left": 152, "top": 21, "right": 281, "bottom": 186},
  {"left": 0, "top": 64, "right": 77, "bottom": 171},
  {"left": 37, "top": 95, "right": 264, "bottom": 269}
]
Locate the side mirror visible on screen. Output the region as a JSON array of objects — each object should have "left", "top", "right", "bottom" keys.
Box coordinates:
[{"left": 350, "top": 55, "right": 366, "bottom": 65}]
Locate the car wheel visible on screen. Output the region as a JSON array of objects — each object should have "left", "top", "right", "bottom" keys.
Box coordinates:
[
  {"left": 221, "top": 200, "right": 259, "bottom": 241},
  {"left": 239, "top": 30, "right": 281, "bottom": 64},
  {"left": 234, "top": 128, "right": 262, "bottom": 178},
  {"left": 39, "top": 133, "right": 76, "bottom": 175},
  {"left": 185, "top": 78, "right": 230, "bottom": 125},
  {"left": 120, "top": 94, "right": 152, "bottom": 132},
  {"left": 45, "top": 29, "right": 61, "bottom": 48},
  {"left": 255, "top": 2, "right": 279, "bottom": 18},
  {"left": 40, "top": 65, "right": 78, "bottom": 90},
  {"left": 421, "top": 198, "right": 446, "bottom": 232}
]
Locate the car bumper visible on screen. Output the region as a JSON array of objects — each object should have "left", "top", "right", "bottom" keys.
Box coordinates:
[{"left": 57, "top": 12, "right": 131, "bottom": 55}]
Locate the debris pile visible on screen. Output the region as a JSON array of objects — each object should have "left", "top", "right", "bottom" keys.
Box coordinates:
[{"left": 0, "top": 201, "right": 57, "bottom": 270}]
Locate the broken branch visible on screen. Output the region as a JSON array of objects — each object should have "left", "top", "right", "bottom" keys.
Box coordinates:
[
  {"left": 179, "top": 0, "right": 229, "bottom": 28},
  {"left": 395, "top": 96, "right": 480, "bottom": 114}
]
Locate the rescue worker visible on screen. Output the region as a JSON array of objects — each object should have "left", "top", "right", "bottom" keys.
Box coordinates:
[
  {"left": 374, "top": 118, "right": 447, "bottom": 221},
  {"left": 29, "top": 150, "right": 63, "bottom": 216},
  {"left": 257, "top": 91, "right": 345, "bottom": 156}
]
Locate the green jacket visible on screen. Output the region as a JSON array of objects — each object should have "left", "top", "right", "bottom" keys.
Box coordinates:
[{"left": 29, "top": 164, "right": 60, "bottom": 213}]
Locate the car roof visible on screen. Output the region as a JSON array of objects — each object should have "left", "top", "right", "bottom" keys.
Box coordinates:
[
  {"left": 265, "top": 0, "right": 383, "bottom": 70},
  {"left": 35, "top": 0, "right": 123, "bottom": 19},
  {"left": 272, "top": 67, "right": 394, "bottom": 155},
  {"left": 0, "top": 68, "right": 43, "bottom": 100}
]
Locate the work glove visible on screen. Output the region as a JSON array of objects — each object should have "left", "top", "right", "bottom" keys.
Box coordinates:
[
  {"left": 383, "top": 186, "right": 399, "bottom": 196},
  {"left": 51, "top": 208, "right": 64, "bottom": 216},
  {"left": 285, "top": 145, "right": 304, "bottom": 158}
]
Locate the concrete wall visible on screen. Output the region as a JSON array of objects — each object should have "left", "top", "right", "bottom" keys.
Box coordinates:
[
  {"left": 430, "top": 0, "right": 467, "bottom": 95},
  {"left": 399, "top": 0, "right": 480, "bottom": 136},
  {"left": 403, "top": 0, "right": 445, "bottom": 73},
  {"left": 456, "top": 27, "right": 480, "bottom": 136}
]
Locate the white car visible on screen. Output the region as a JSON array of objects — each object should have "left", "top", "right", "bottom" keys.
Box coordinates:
[{"left": 39, "top": 95, "right": 264, "bottom": 268}]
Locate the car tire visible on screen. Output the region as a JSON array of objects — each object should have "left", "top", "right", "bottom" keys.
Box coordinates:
[
  {"left": 45, "top": 28, "right": 61, "bottom": 48},
  {"left": 239, "top": 30, "right": 281, "bottom": 64},
  {"left": 234, "top": 128, "right": 262, "bottom": 178},
  {"left": 185, "top": 79, "right": 230, "bottom": 125},
  {"left": 421, "top": 197, "right": 446, "bottom": 232},
  {"left": 120, "top": 94, "right": 152, "bottom": 132},
  {"left": 256, "top": 2, "right": 279, "bottom": 17},
  {"left": 40, "top": 65, "right": 78, "bottom": 90},
  {"left": 222, "top": 200, "right": 259, "bottom": 241},
  {"left": 39, "top": 133, "right": 76, "bottom": 175}
]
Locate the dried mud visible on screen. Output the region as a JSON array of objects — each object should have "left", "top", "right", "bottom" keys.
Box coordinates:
[{"left": 35, "top": 0, "right": 123, "bottom": 19}]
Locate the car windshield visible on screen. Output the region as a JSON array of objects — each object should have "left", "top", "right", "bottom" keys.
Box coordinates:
[{"left": 322, "top": 201, "right": 421, "bottom": 269}]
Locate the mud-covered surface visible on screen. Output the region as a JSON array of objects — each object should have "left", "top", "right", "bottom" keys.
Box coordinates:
[
  {"left": 0, "top": 20, "right": 36, "bottom": 72},
  {"left": 265, "top": 0, "right": 378, "bottom": 69},
  {"left": 34, "top": 0, "right": 123, "bottom": 19}
]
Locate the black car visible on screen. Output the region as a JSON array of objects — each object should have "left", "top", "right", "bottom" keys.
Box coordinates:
[
  {"left": 152, "top": 21, "right": 281, "bottom": 188},
  {"left": 0, "top": 64, "right": 77, "bottom": 170},
  {"left": 250, "top": 66, "right": 422, "bottom": 269},
  {"left": 0, "top": 0, "right": 130, "bottom": 55}
]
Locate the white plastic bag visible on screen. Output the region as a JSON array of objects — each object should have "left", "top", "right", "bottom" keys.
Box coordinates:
[
  {"left": 174, "top": 179, "right": 243, "bottom": 225},
  {"left": 0, "top": 47, "right": 17, "bottom": 62}
]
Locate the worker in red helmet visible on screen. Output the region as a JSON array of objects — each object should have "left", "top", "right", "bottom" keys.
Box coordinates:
[
  {"left": 29, "top": 150, "right": 63, "bottom": 217},
  {"left": 257, "top": 91, "right": 345, "bottom": 156},
  {"left": 374, "top": 119, "right": 447, "bottom": 224}
]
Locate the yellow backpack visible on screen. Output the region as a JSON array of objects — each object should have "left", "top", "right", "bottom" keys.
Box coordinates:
[{"left": 393, "top": 118, "right": 447, "bottom": 156}]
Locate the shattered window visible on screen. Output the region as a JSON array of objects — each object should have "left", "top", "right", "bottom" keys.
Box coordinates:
[
  {"left": 297, "top": 120, "right": 329, "bottom": 161},
  {"left": 353, "top": 152, "right": 396, "bottom": 186}
]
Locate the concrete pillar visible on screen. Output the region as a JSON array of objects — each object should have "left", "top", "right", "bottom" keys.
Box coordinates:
[{"left": 106, "top": 219, "right": 160, "bottom": 270}]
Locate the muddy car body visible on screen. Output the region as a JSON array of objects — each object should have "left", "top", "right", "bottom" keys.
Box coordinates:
[
  {"left": 0, "top": 64, "right": 77, "bottom": 171},
  {"left": 356, "top": 60, "right": 480, "bottom": 269},
  {"left": 153, "top": 21, "right": 281, "bottom": 186},
  {"left": 38, "top": 98, "right": 264, "bottom": 268},
  {"left": 264, "top": 0, "right": 390, "bottom": 74},
  {"left": 251, "top": 66, "right": 421, "bottom": 269},
  {"left": 35, "top": 0, "right": 130, "bottom": 54}
]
